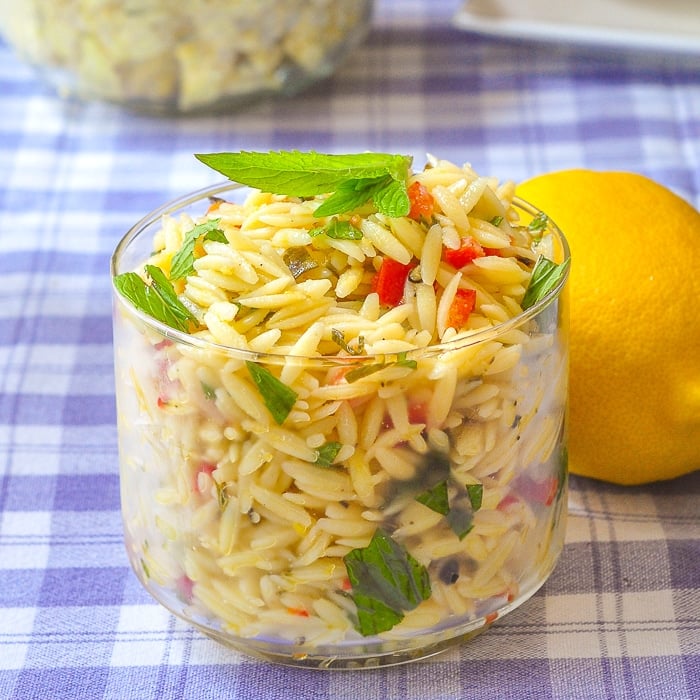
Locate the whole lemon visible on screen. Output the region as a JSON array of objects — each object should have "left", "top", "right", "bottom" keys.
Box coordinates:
[{"left": 517, "top": 170, "right": 700, "bottom": 485}]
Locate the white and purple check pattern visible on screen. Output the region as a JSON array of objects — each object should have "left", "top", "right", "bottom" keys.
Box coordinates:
[{"left": 0, "top": 2, "right": 698, "bottom": 698}]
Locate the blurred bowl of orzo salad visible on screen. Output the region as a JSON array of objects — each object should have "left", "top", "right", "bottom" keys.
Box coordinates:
[{"left": 0, "top": 0, "right": 373, "bottom": 113}]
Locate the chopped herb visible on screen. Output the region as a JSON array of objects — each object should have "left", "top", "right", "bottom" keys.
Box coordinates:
[
  {"left": 527, "top": 211, "right": 549, "bottom": 237},
  {"left": 521, "top": 255, "right": 571, "bottom": 310},
  {"left": 309, "top": 217, "right": 363, "bottom": 240},
  {"left": 367, "top": 176, "right": 412, "bottom": 219},
  {"left": 215, "top": 480, "right": 230, "bottom": 510},
  {"left": 201, "top": 381, "right": 216, "bottom": 400},
  {"left": 245, "top": 361, "right": 298, "bottom": 425},
  {"left": 114, "top": 265, "right": 196, "bottom": 333},
  {"left": 314, "top": 177, "right": 386, "bottom": 218},
  {"left": 416, "top": 480, "right": 450, "bottom": 515},
  {"left": 344, "top": 528, "right": 431, "bottom": 636},
  {"left": 466, "top": 483, "right": 483, "bottom": 511},
  {"left": 140, "top": 558, "right": 151, "bottom": 579},
  {"left": 446, "top": 505, "right": 474, "bottom": 541},
  {"left": 194, "top": 151, "right": 413, "bottom": 218},
  {"left": 344, "top": 362, "right": 386, "bottom": 383},
  {"left": 395, "top": 351, "right": 418, "bottom": 370},
  {"left": 331, "top": 329, "right": 365, "bottom": 356},
  {"left": 283, "top": 247, "right": 318, "bottom": 279},
  {"left": 489, "top": 215, "right": 504, "bottom": 227},
  {"left": 169, "top": 219, "right": 226, "bottom": 280},
  {"left": 344, "top": 353, "right": 418, "bottom": 384},
  {"left": 415, "top": 480, "right": 482, "bottom": 536},
  {"left": 315, "top": 441, "right": 343, "bottom": 467}
]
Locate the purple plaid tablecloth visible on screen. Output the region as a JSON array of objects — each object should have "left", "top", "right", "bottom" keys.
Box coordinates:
[{"left": 1, "top": 2, "right": 698, "bottom": 698}]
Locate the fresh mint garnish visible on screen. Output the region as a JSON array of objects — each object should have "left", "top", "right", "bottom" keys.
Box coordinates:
[
  {"left": 315, "top": 441, "right": 342, "bottom": 467},
  {"left": 416, "top": 479, "right": 484, "bottom": 540},
  {"left": 527, "top": 211, "right": 549, "bottom": 237},
  {"left": 309, "top": 218, "right": 363, "bottom": 240},
  {"left": 114, "top": 265, "right": 196, "bottom": 333},
  {"left": 466, "top": 483, "right": 483, "bottom": 511},
  {"left": 344, "top": 352, "right": 417, "bottom": 383},
  {"left": 416, "top": 480, "right": 450, "bottom": 515},
  {"left": 395, "top": 351, "right": 417, "bottom": 370},
  {"left": 344, "top": 528, "right": 431, "bottom": 635},
  {"left": 344, "top": 362, "right": 386, "bottom": 383},
  {"left": 446, "top": 506, "right": 474, "bottom": 541},
  {"left": 169, "top": 219, "right": 226, "bottom": 280},
  {"left": 521, "top": 255, "right": 570, "bottom": 310},
  {"left": 331, "top": 329, "right": 365, "bottom": 356},
  {"left": 245, "top": 361, "right": 298, "bottom": 425},
  {"left": 201, "top": 381, "right": 216, "bottom": 400},
  {"left": 283, "top": 247, "right": 318, "bottom": 279},
  {"left": 194, "top": 151, "right": 413, "bottom": 218}
]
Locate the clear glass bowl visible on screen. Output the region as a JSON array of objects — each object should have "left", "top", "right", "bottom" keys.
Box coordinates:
[
  {"left": 111, "top": 183, "right": 570, "bottom": 668},
  {"left": 0, "top": 1, "right": 373, "bottom": 113}
]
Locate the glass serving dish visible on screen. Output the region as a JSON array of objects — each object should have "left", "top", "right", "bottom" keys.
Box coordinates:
[
  {"left": 111, "top": 181, "right": 570, "bottom": 668},
  {"left": 0, "top": 0, "right": 373, "bottom": 113}
]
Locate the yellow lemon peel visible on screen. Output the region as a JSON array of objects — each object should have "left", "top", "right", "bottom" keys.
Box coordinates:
[{"left": 517, "top": 170, "right": 700, "bottom": 485}]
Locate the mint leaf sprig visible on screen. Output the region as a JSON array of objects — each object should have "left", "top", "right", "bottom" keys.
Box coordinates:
[
  {"left": 521, "top": 255, "right": 570, "bottom": 310},
  {"left": 344, "top": 528, "right": 431, "bottom": 636},
  {"left": 114, "top": 264, "right": 196, "bottom": 333},
  {"left": 170, "top": 218, "right": 227, "bottom": 280},
  {"left": 194, "top": 151, "right": 413, "bottom": 218}
]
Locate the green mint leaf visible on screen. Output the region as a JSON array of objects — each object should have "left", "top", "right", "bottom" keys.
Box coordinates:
[
  {"left": 331, "top": 329, "right": 365, "bottom": 356},
  {"left": 527, "top": 211, "right": 549, "bottom": 237},
  {"left": 446, "top": 505, "right": 474, "bottom": 541},
  {"left": 145, "top": 265, "right": 194, "bottom": 323},
  {"left": 245, "top": 361, "right": 298, "bottom": 425},
  {"left": 169, "top": 219, "right": 225, "bottom": 281},
  {"left": 194, "top": 151, "right": 412, "bottom": 198},
  {"left": 416, "top": 480, "right": 450, "bottom": 515},
  {"left": 395, "top": 351, "right": 417, "bottom": 370},
  {"left": 315, "top": 441, "right": 342, "bottom": 467},
  {"left": 283, "top": 247, "right": 318, "bottom": 279},
  {"left": 313, "top": 177, "right": 385, "bottom": 217},
  {"left": 215, "top": 480, "right": 230, "bottom": 510},
  {"left": 466, "top": 483, "right": 483, "bottom": 511},
  {"left": 114, "top": 268, "right": 195, "bottom": 333},
  {"left": 344, "top": 528, "right": 431, "bottom": 636},
  {"left": 521, "top": 255, "right": 570, "bottom": 310},
  {"left": 372, "top": 177, "right": 410, "bottom": 217},
  {"left": 350, "top": 591, "right": 404, "bottom": 636},
  {"left": 201, "top": 381, "right": 216, "bottom": 400},
  {"left": 344, "top": 362, "right": 386, "bottom": 383},
  {"left": 309, "top": 217, "right": 363, "bottom": 240}
]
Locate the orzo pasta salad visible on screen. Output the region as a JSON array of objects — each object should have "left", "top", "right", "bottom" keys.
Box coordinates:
[{"left": 112, "top": 152, "right": 570, "bottom": 666}]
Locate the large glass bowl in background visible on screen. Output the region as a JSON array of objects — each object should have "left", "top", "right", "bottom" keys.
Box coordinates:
[
  {"left": 0, "top": 0, "right": 373, "bottom": 113},
  {"left": 111, "top": 183, "right": 570, "bottom": 668}
]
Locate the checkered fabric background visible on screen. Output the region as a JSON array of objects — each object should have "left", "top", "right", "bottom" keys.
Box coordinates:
[{"left": 0, "top": 1, "right": 698, "bottom": 698}]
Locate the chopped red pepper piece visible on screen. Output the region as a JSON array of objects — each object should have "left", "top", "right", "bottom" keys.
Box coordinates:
[
  {"left": 514, "top": 473, "right": 559, "bottom": 506},
  {"left": 407, "top": 181, "right": 435, "bottom": 220},
  {"left": 484, "top": 611, "right": 499, "bottom": 625},
  {"left": 446, "top": 288, "right": 477, "bottom": 329},
  {"left": 443, "top": 237, "right": 485, "bottom": 268},
  {"left": 374, "top": 257, "right": 413, "bottom": 306},
  {"left": 408, "top": 400, "right": 428, "bottom": 425},
  {"left": 287, "top": 607, "right": 310, "bottom": 617}
]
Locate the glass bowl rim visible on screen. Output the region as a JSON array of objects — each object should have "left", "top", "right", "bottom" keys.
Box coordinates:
[{"left": 110, "top": 181, "right": 571, "bottom": 365}]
